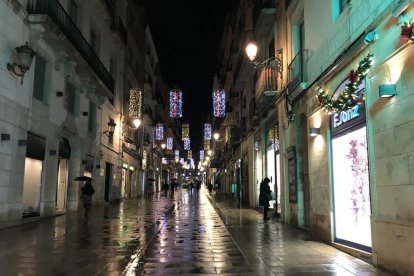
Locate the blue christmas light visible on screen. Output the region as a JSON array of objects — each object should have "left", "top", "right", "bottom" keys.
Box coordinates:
[
  {"left": 169, "top": 89, "right": 183, "bottom": 118},
  {"left": 213, "top": 89, "right": 226, "bottom": 117}
]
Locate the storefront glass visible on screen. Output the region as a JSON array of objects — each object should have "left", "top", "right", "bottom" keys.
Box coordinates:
[
  {"left": 255, "top": 144, "right": 262, "bottom": 206},
  {"left": 332, "top": 126, "right": 371, "bottom": 250},
  {"left": 22, "top": 158, "right": 43, "bottom": 216}
]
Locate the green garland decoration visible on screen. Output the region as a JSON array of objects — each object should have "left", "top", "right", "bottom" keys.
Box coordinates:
[{"left": 317, "top": 53, "right": 374, "bottom": 113}]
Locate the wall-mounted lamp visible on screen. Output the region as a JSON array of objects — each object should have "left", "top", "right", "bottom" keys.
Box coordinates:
[
  {"left": 7, "top": 42, "right": 36, "bottom": 84},
  {"left": 1, "top": 134, "right": 11, "bottom": 141},
  {"left": 213, "top": 132, "right": 220, "bottom": 141},
  {"left": 132, "top": 118, "right": 141, "bottom": 128},
  {"left": 103, "top": 119, "right": 116, "bottom": 137},
  {"left": 160, "top": 142, "right": 166, "bottom": 149},
  {"left": 245, "top": 41, "right": 283, "bottom": 75},
  {"left": 309, "top": 128, "right": 321, "bottom": 137},
  {"left": 379, "top": 84, "right": 396, "bottom": 98}
]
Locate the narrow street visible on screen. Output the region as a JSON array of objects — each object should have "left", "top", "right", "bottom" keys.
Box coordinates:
[{"left": 0, "top": 188, "right": 390, "bottom": 275}]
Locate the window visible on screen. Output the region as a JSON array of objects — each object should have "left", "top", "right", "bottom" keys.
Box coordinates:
[
  {"left": 69, "top": 0, "right": 78, "bottom": 25},
  {"left": 66, "top": 82, "right": 76, "bottom": 115},
  {"left": 109, "top": 59, "right": 116, "bottom": 105},
  {"left": 88, "top": 101, "right": 97, "bottom": 133},
  {"left": 332, "top": 0, "right": 349, "bottom": 22},
  {"left": 33, "top": 56, "right": 47, "bottom": 103}
]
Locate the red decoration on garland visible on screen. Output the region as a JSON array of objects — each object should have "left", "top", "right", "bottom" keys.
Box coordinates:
[
  {"left": 401, "top": 25, "right": 413, "bottom": 40},
  {"left": 348, "top": 70, "right": 358, "bottom": 83}
]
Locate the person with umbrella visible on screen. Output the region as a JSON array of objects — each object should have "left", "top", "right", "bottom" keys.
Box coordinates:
[{"left": 76, "top": 176, "right": 95, "bottom": 216}]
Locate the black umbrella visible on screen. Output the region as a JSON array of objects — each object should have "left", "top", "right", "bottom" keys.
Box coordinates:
[{"left": 74, "top": 176, "right": 93, "bottom": 181}]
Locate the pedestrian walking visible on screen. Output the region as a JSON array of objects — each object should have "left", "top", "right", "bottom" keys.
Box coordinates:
[
  {"left": 170, "top": 180, "right": 175, "bottom": 196},
  {"left": 163, "top": 181, "right": 169, "bottom": 195},
  {"left": 80, "top": 180, "right": 95, "bottom": 217},
  {"left": 214, "top": 180, "right": 220, "bottom": 195},
  {"left": 259, "top": 177, "right": 272, "bottom": 221},
  {"left": 207, "top": 181, "right": 213, "bottom": 194}
]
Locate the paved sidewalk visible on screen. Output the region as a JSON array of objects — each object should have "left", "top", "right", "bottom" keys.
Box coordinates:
[
  {"left": 206, "top": 192, "right": 392, "bottom": 276},
  {"left": 0, "top": 188, "right": 393, "bottom": 275},
  {"left": 0, "top": 192, "right": 177, "bottom": 275}
]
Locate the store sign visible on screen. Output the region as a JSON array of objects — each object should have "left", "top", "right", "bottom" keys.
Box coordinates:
[
  {"left": 333, "top": 105, "right": 360, "bottom": 128},
  {"left": 331, "top": 79, "right": 366, "bottom": 136}
]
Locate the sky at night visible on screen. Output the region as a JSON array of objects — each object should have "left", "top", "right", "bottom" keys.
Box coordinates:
[{"left": 143, "top": 0, "right": 237, "bottom": 152}]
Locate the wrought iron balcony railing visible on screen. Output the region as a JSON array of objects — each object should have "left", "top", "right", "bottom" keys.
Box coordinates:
[
  {"left": 288, "top": 50, "right": 308, "bottom": 92},
  {"left": 255, "top": 66, "right": 278, "bottom": 98},
  {"left": 27, "top": 0, "right": 114, "bottom": 94}
]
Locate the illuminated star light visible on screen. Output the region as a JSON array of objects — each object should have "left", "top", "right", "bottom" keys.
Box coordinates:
[
  {"left": 155, "top": 123, "right": 164, "bottom": 141},
  {"left": 204, "top": 123, "right": 212, "bottom": 140},
  {"left": 183, "top": 138, "right": 190, "bottom": 150}
]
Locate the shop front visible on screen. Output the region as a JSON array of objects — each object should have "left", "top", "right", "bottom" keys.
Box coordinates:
[
  {"left": 254, "top": 135, "right": 263, "bottom": 207},
  {"left": 22, "top": 132, "right": 45, "bottom": 217},
  {"left": 330, "top": 79, "right": 372, "bottom": 252}
]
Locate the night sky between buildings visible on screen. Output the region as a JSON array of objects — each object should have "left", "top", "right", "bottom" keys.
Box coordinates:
[{"left": 143, "top": 0, "right": 237, "bottom": 152}]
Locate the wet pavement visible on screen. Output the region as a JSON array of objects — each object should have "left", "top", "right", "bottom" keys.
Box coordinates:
[{"left": 0, "top": 188, "right": 392, "bottom": 275}]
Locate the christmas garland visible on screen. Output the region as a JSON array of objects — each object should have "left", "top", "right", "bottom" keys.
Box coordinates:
[{"left": 317, "top": 53, "right": 374, "bottom": 113}]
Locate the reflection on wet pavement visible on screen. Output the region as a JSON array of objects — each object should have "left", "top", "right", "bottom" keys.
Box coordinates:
[
  {"left": 0, "top": 189, "right": 392, "bottom": 275},
  {"left": 208, "top": 194, "right": 392, "bottom": 276},
  {"left": 126, "top": 190, "right": 253, "bottom": 275},
  {"left": 0, "top": 193, "right": 175, "bottom": 275}
]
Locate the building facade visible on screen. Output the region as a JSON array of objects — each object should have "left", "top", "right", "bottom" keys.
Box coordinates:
[{"left": 215, "top": 0, "right": 414, "bottom": 274}]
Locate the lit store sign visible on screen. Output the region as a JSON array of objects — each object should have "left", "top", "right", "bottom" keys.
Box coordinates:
[
  {"left": 330, "top": 79, "right": 365, "bottom": 135},
  {"left": 333, "top": 105, "right": 360, "bottom": 128}
]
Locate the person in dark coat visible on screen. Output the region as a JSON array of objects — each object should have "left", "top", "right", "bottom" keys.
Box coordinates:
[
  {"left": 170, "top": 180, "right": 175, "bottom": 196},
  {"left": 259, "top": 178, "right": 272, "bottom": 221},
  {"left": 80, "top": 181, "right": 95, "bottom": 216}
]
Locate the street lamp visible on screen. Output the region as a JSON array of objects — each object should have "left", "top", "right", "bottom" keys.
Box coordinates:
[
  {"left": 103, "top": 118, "right": 117, "bottom": 136},
  {"left": 7, "top": 42, "right": 36, "bottom": 84},
  {"left": 132, "top": 118, "right": 141, "bottom": 128},
  {"left": 213, "top": 132, "right": 220, "bottom": 141},
  {"left": 245, "top": 41, "right": 283, "bottom": 74},
  {"left": 161, "top": 142, "right": 166, "bottom": 149}
]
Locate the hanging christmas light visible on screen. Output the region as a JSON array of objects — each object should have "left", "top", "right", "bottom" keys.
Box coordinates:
[
  {"left": 254, "top": 141, "right": 259, "bottom": 151},
  {"left": 204, "top": 140, "right": 210, "bottom": 150},
  {"left": 200, "top": 150, "right": 205, "bottom": 160},
  {"left": 169, "top": 88, "right": 183, "bottom": 118},
  {"left": 155, "top": 123, "right": 164, "bottom": 141},
  {"left": 175, "top": 150, "right": 180, "bottom": 160},
  {"left": 213, "top": 88, "right": 226, "bottom": 117},
  {"left": 204, "top": 123, "right": 212, "bottom": 140},
  {"left": 182, "top": 123, "right": 189, "bottom": 140},
  {"left": 129, "top": 88, "right": 142, "bottom": 119},
  {"left": 188, "top": 150, "right": 192, "bottom": 159},
  {"left": 167, "top": 137, "right": 173, "bottom": 150},
  {"left": 183, "top": 138, "right": 190, "bottom": 150}
]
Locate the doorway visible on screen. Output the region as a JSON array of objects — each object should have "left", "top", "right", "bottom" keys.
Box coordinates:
[
  {"left": 105, "top": 162, "right": 112, "bottom": 202},
  {"left": 56, "top": 159, "right": 68, "bottom": 212}
]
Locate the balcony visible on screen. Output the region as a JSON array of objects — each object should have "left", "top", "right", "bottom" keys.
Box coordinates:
[
  {"left": 254, "top": 66, "right": 279, "bottom": 119},
  {"left": 253, "top": 0, "right": 277, "bottom": 37},
  {"left": 27, "top": 0, "right": 114, "bottom": 96},
  {"left": 287, "top": 50, "right": 309, "bottom": 101}
]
